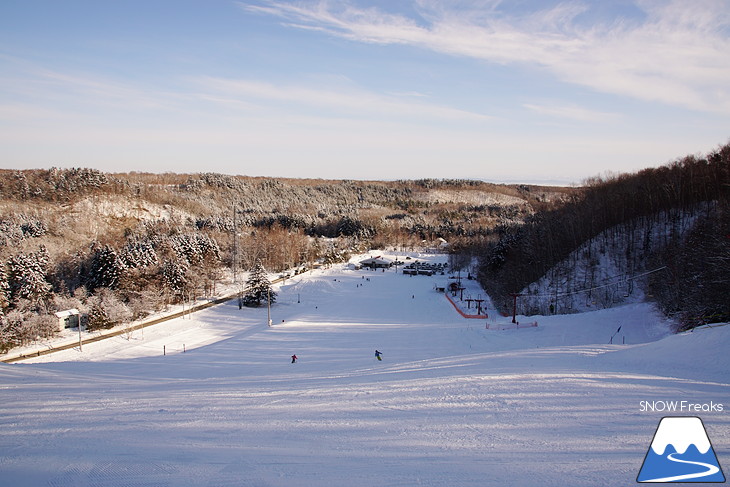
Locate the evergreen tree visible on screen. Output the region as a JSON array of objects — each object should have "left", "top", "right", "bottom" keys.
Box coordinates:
[
  {"left": 88, "top": 244, "right": 126, "bottom": 291},
  {"left": 121, "top": 237, "right": 158, "bottom": 269},
  {"left": 196, "top": 233, "right": 221, "bottom": 262},
  {"left": 7, "top": 248, "right": 51, "bottom": 309},
  {"left": 165, "top": 233, "right": 221, "bottom": 271},
  {"left": 87, "top": 299, "right": 112, "bottom": 330},
  {"left": 161, "top": 259, "right": 188, "bottom": 299},
  {"left": 0, "top": 273, "right": 14, "bottom": 349},
  {"left": 0, "top": 263, "right": 9, "bottom": 311},
  {"left": 243, "top": 260, "right": 276, "bottom": 307},
  {"left": 336, "top": 216, "right": 373, "bottom": 239},
  {"left": 0, "top": 310, "right": 18, "bottom": 352},
  {"left": 322, "top": 246, "right": 340, "bottom": 266}
]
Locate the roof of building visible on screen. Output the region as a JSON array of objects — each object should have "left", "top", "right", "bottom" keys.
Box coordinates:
[
  {"left": 54, "top": 308, "right": 80, "bottom": 318},
  {"left": 359, "top": 256, "right": 393, "bottom": 264}
]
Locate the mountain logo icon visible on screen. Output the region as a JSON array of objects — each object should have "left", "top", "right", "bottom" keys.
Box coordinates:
[{"left": 637, "top": 416, "right": 726, "bottom": 483}]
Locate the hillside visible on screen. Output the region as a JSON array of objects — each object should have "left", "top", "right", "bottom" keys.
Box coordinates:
[
  {"left": 0, "top": 172, "right": 569, "bottom": 244},
  {"left": 0, "top": 170, "right": 572, "bottom": 352},
  {"left": 477, "top": 143, "right": 730, "bottom": 329}
]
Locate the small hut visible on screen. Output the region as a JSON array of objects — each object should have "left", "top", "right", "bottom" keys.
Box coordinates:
[{"left": 54, "top": 309, "right": 80, "bottom": 331}]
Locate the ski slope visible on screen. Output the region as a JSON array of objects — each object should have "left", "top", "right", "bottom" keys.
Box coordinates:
[{"left": 1, "top": 254, "right": 728, "bottom": 486}]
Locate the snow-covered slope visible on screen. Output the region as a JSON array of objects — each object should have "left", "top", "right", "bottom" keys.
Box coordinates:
[
  {"left": 518, "top": 210, "right": 701, "bottom": 316},
  {"left": 1, "top": 254, "right": 727, "bottom": 487}
]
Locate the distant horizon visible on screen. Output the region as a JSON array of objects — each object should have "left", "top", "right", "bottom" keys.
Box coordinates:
[
  {"left": 2, "top": 138, "right": 724, "bottom": 188},
  {"left": 1, "top": 163, "right": 609, "bottom": 188}
]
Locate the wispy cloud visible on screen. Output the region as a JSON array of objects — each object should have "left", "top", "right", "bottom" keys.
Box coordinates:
[
  {"left": 523, "top": 102, "right": 619, "bottom": 123},
  {"left": 0, "top": 51, "right": 491, "bottom": 132},
  {"left": 244, "top": 0, "right": 730, "bottom": 114},
  {"left": 193, "top": 75, "right": 492, "bottom": 122},
  {"left": 0, "top": 54, "right": 175, "bottom": 113}
]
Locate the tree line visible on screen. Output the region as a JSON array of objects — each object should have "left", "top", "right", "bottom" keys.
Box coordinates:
[
  {"left": 477, "top": 143, "right": 730, "bottom": 329},
  {"left": 1, "top": 170, "right": 552, "bottom": 352}
]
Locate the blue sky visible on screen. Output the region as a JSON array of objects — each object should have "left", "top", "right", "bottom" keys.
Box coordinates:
[{"left": 1, "top": 0, "right": 729, "bottom": 184}]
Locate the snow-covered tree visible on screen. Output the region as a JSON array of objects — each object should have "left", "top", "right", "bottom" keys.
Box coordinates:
[
  {"left": 196, "top": 233, "right": 221, "bottom": 263},
  {"left": 336, "top": 216, "right": 374, "bottom": 239},
  {"left": 87, "top": 244, "right": 126, "bottom": 291},
  {"left": 0, "top": 263, "right": 9, "bottom": 311},
  {"left": 321, "top": 245, "right": 341, "bottom": 267},
  {"left": 168, "top": 233, "right": 219, "bottom": 265},
  {"left": 7, "top": 248, "right": 51, "bottom": 309},
  {"left": 20, "top": 217, "right": 47, "bottom": 238},
  {"left": 121, "top": 237, "right": 158, "bottom": 269},
  {"left": 86, "top": 288, "right": 132, "bottom": 331},
  {"left": 87, "top": 299, "right": 112, "bottom": 330},
  {"left": 243, "top": 260, "right": 276, "bottom": 307},
  {"left": 161, "top": 259, "right": 189, "bottom": 298},
  {"left": 0, "top": 310, "right": 11, "bottom": 352}
]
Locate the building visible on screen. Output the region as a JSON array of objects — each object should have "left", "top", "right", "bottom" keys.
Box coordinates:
[
  {"left": 359, "top": 256, "right": 393, "bottom": 269},
  {"left": 54, "top": 309, "right": 80, "bottom": 331}
]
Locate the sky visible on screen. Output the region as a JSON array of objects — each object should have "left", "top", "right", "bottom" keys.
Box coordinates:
[{"left": 1, "top": 0, "right": 729, "bottom": 185}]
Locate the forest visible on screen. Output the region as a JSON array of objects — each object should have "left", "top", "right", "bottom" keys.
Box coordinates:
[
  {"left": 477, "top": 143, "right": 729, "bottom": 331},
  {"left": 0, "top": 170, "right": 565, "bottom": 352},
  {"left": 0, "top": 142, "right": 727, "bottom": 352}
]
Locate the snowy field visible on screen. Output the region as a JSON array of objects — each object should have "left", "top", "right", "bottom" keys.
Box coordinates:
[{"left": 1, "top": 253, "right": 728, "bottom": 486}]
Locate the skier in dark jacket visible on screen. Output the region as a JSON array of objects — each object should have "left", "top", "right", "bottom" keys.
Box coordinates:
[
  {"left": 375, "top": 350, "right": 382, "bottom": 361},
  {"left": 291, "top": 354, "right": 297, "bottom": 363}
]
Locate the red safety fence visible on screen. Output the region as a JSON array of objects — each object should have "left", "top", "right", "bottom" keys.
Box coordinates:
[{"left": 444, "top": 292, "right": 488, "bottom": 319}]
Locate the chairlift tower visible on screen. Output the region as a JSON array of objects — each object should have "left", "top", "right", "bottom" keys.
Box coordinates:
[{"left": 232, "top": 203, "right": 239, "bottom": 285}]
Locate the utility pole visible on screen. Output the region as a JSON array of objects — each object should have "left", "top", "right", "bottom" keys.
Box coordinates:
[
  {"left": 510, "top": 293, "right": 522, "bottom": 324},
  {"left": 77, "top": 312, "right": 82, "bottom": 352},
  {"left": 267, "top": 287, "right": 272, "bottom": 327},
  {"left": 232, "top": 204, "right": 238, "bottom": 285}
]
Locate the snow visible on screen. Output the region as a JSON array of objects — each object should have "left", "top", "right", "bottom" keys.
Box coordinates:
[
  {"left": 1, "top": 253, "right": 728, "bottom": 486},
  {"left": 518, "top": 210, "right": 703, "bottom": 316}
]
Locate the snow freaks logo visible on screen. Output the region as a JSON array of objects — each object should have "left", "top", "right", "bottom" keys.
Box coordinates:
[
  {"left": 637, "top": 416, "right": 726, "bottom": 483},
  {"left": 640, "top": 400, "right": 724, "bottom": 413}
]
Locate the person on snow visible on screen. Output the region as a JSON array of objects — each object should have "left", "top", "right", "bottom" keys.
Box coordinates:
[
  {"left": 375, "top": 350, "right": 382, "bottom": 361},
  {"left": 291, "top": 354, "right": 298, "bottom": 363}
]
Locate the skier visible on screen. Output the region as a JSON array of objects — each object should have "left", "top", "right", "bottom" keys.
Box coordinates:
[
  {"left": 375, "top": 350, "right": 382, "bottom": 361},
  {"left": 291, "top": 354, "right": 297, "bottom": 363}
]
